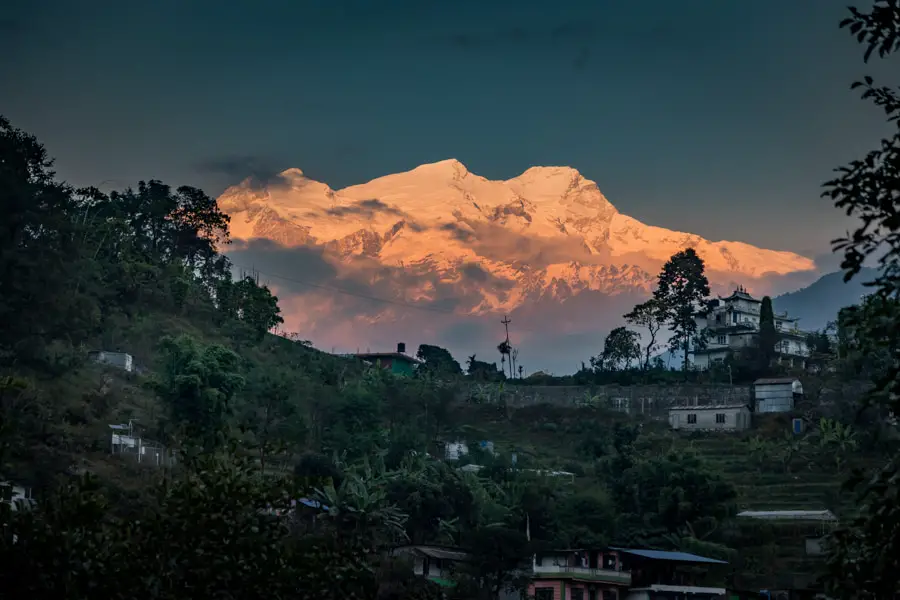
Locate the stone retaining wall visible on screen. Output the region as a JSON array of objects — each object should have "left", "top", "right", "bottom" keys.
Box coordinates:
[{"left": 459, "top": 383, "right": 751, "bottom": 418}]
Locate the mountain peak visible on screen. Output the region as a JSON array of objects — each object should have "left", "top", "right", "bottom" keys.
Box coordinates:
[
  {"left": 411, "top": 158, "right": 469, "bottom": 177},
  {"left": 516, "top": 165, "right": 583, "bottom": 179},
  {"left": 511, "top": 166, "right": 591, "bottom": 191},
  {"left": 279, "top": 167, "right": 307, "bottom": 179},
  {"left": 218, "top": 160, "right": 817, "bottom": 302}
]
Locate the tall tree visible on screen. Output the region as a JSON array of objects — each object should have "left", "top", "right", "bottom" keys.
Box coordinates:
[
  {"left": 758, "top": 296, "right": 778, "bottom": 370},
  {"left": 599, "top": 327, "right": 641, "bottom": 371},
  {"left": 465, "top": 354, "right": 503, "bottom": 382},
  {"left": 154, "top": 334, "right": 245, "bottom": 450},
  {"left": 497, "top": 340, "right": 512, "bottom": 378},
  {"left": 624, "top": 298, "right": 667, "bottom": 370},
  {"left": 0, "top": 115, "right": 88, "bottom": 365},
  {"left": 416, "top": 344, "right": 462, "bottom": 378},
  {"left": 818, "top": 2, "right": 900, "bottom": 596},
  {"left": 653, "top": 248, "right": 711, "bottom": 374}
]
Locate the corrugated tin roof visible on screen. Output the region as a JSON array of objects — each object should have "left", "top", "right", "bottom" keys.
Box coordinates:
[
  {"left": 419, "top": 547, "right": 470, "bottom": 561},
  {"left": 293, "top": 497, "right": 329, "bottom": 510},
  {"left": 737, "top": 510, "right": 836, "bottom": 522},
  {"left": 609, "top": 547, "right": 727, "bottom": 565},
  {"left": 395, "top": 545, "right": 470, "bottom": 562},
  {"left": 753, "top": 377, "right": 798, "bottom": 385},
  {"left": 669, "top": 404, "right": 749, "bottom": 411}
]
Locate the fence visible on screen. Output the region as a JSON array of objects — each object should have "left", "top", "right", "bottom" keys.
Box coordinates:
[
  {"left": 458, "top": 383, "right": 751, "bottom": 418},
  {"left": 111, "top": 432, "right": 176, "bottom": 467}
]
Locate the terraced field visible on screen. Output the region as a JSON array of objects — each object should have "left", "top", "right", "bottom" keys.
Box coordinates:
[
  {"left": 662, "top": 423, "right": 883, "bottom": 591},
  {"left": 452, "top": 400, "right": 885, "bottom": 591},
  {"left": 682, "top": 436, "right": 843, "bottom": 512}
]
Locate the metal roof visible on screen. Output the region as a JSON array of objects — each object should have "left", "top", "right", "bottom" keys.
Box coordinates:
[
  {"left": 293, "top": 497, "right": 329, "bottom": 510},
  {"left": 669, "top": 403, "right": 749, "bottom": 411},
  {"left": 753, "top": 377, "right": 798, "bottom": 385},
  {"left": 609, "top": 547, "right": 728, "bottom": 565},
  {"left": 737, "top": 510, "right": 836, "bottom": 522},
  {"left": 394, "top": 545, "right": 470, "bottom": 562}
]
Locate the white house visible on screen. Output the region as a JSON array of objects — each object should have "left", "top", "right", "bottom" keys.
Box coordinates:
[
  {"left": 691, "top": 286, "right": 811, "bottom": 370},
  {"left": 668, "top": 403, "right": 752, "bottom": 432},
  {"left": 1, "top": 481, "right": 37, "bottom": 512},
  {"left": 753, "top": 377, "right": 803, "bottom": 413},
  {"left": 444, "top": 440, "right": 494, "bottom": 461},
  {"left": 89, "top": 350, "right": 134, "bottom": 372}
]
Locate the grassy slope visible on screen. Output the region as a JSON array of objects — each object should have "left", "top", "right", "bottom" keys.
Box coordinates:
[{"left": 9, "top": 304, "right": 355, "bottom": 500}]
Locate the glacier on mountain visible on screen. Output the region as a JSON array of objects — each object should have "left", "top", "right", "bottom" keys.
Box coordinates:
[{"left": 218, "top": 158, "right": 816, "bottom": 315}]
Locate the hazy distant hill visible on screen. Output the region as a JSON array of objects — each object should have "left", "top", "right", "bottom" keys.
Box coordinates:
[{"left": 773, "top": 267, "right": 876, "bottom": 331}]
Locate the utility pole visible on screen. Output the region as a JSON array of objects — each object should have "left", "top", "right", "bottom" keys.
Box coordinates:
[{"left": 501, "top": 315, "right": 512, "bottom": 378}]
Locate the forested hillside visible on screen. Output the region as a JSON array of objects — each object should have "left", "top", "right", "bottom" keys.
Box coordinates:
[
  {"left": 3, "top": 4, "right": 900, "bottom": 588},
  {"left": 0, "top": 115, "right": 745, "bottom": 599}
]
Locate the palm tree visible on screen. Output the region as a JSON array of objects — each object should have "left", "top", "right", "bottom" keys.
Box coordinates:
[
  {"left": 817, "top": 418, "right": 858, "bottom": 472},
  {"left": 498, "top": 340, "right": 512, "bottom": 378},
  {"left": 747, "top": 436, "right": 771, "bottom": 467},
  {"left": 313, "top": 456, "right": 408, "bottom": 550}
]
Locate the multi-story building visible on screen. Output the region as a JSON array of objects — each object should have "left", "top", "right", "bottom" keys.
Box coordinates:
[
  {"left": 692, "top": 286, "right": 810, "bottom": 370},
  {"left": 393, "top": 544, "right": 729, "bottom": 599},
  {"left": 529, "top": 546, "right": 728, "bottom": 600}
]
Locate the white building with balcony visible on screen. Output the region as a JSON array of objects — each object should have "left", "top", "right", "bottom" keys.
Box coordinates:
[{"left": 691, "top": 286, "right": 811, "bottom": 370}]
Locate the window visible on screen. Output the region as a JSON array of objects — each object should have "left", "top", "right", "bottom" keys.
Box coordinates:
[
  {"left": 535, "top": 589, "right": 554, "bottom": 600},
  {"left": 776, "top": 320, "right": 783, "bottom": 330},
  {"left": 687, "top": 414, "right": 697, "bottom": 424},
  {"left": 715, "top": 413, "right": 726, "bottom": 424},
  {"left": 571, "top": 589, "right": 585, "bottom": 600},
  {"left": 716, "top": 335, "right": 726, "bottom": 345},
  {"left": 732, "top": 312, "right": 738, "bottom": 324}
]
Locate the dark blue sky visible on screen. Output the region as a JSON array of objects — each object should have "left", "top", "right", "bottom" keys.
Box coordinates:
[{"left": 2, "top": 0, "right": 892, "bottom": 257}]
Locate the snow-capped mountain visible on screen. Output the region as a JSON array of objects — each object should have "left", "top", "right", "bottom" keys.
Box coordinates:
[{"left": 218, "top": 158, "right": 817, "bottom": 316}]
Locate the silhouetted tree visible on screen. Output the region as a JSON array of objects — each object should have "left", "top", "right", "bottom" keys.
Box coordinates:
[
  {"left": 466, "top": 354, "right": 503, "bottom": 382},
  {"left": 599, "top": 327, "right": 641, "bottom": 371},
  {"left": 653, "top": 248, "right": 710, "bottom": 374},
  {"left": 758, "top": 296, "right": 778, "bottom": 370},
  {"left": 416, "top": 344, "right": 462, "bottom": 378},
  {"left": 624, "top": 298, "right": 667, "bottom": 370},
  {"left": 818, "top": 3, "right": 900, "bottom": 596},
  {"left": 497, "top": 340, "right": 512, "bottom": 378}
]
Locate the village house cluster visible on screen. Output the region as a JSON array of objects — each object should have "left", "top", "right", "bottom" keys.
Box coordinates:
[{"left": 691, "top": 287, "right": 812, "bottom": 371}]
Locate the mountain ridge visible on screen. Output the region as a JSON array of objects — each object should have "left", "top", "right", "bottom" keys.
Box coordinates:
[
  {"left": 219, "top": 159, "right": 817, "bottom": 304},
  {"left": 218, "top": 159, "right": 820, "bottom": 371},
  {"left": 773, "top": 267, "right": 876, "bottom": 331}
]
